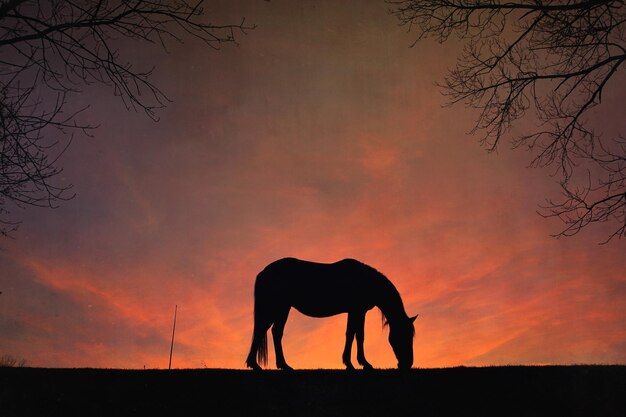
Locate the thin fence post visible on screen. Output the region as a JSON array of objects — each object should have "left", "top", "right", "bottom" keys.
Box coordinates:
[{"left": 168, "top": 304, "right": 177, "bottom": 370}]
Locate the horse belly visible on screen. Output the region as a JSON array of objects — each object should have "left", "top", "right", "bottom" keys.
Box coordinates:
[
  {"left": 289, "top": 286, "right": 374, "bottom": 318},
  {"left": 292, "top": 302, "right": 347, "bottom": 318}
]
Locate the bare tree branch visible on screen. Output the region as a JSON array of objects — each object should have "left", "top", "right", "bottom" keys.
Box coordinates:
[
  {"left": 389, "top": 0, "right": 626, "bottom": 243},
  {"left": 0, "top": 0, "right": 254, "bottom": 236}
]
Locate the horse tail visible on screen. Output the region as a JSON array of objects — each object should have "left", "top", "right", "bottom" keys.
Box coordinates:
[
  {"left": 252, "top": 269, "right": 269, "bottom": 367},
  {"left": 257, "top": 331, "right": 268, "bottom": 366}
]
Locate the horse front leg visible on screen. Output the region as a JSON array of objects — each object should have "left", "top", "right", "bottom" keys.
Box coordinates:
[
  {"left": 342, "top": 313, "right": 357, "bottom": 370},
  {"left": 355, "top": 311, "right": 373, "bottom": 369}
]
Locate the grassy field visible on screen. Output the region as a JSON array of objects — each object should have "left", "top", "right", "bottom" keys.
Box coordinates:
[{"left": 1, "top": 366, "right": 625, "bottom": 416}]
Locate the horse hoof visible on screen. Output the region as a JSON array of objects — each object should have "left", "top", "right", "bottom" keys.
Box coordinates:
[
  {"left": 246, "top": 362, "right": 262, "bottom": 371},
  {"left": 362, "top": 364, "right": 373, "bottom": 370},
  {"left": 278, "top": 364, "right": 293, "bottom": 371}
]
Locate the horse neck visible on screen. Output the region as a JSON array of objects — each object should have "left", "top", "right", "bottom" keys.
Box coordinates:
[{"left": 375, "top": 279, "right": 408, "bottom": 325}]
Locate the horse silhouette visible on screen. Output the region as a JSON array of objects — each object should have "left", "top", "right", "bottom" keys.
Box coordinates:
[{"left": 245, "top": 257, "right": 417, "bottom": 370}]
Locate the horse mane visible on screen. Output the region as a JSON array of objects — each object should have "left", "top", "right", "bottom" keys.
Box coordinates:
[
  {"left": 381, "top": 311, "right": 390, "bottom": 328},
  {"left": 359, "top": 262, "right": 396, "bottom": 330},
  {"left": 363, "top": 263, "right": 414, "bottom": 337}
]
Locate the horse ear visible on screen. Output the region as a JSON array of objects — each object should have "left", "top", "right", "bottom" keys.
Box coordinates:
[{"left": 410, "top": 314, "right": 418, "bottom": 323}]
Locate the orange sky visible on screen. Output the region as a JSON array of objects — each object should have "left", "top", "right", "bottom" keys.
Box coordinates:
[{"left": 1, "top": 0, "right": 625, "bottom": 369}]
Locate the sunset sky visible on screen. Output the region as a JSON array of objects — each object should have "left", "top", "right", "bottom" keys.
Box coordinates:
[{"left": 1, "top": 0, "right": 625, "bottom": 370}]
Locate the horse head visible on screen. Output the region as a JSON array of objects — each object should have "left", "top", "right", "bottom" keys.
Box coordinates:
[{"left": 388, "top": 314, "right": 417, "bottom": 369}]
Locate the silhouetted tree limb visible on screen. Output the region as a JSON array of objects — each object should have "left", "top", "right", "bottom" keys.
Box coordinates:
[
  {"left": 389, "top": 0, "right": 626, "bottom": 242},
  {"left": 0, "top": 0, "right": 253, "bottom": 236}
]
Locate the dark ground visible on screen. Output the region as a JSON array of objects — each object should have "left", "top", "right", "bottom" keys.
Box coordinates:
[{"left": 1, "top": 366, "right": 625, "bottom": 416}]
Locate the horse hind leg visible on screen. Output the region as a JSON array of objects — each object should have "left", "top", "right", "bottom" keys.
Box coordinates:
[{"left": 272, "top": 306, "right": 292, "bottom": 370}]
